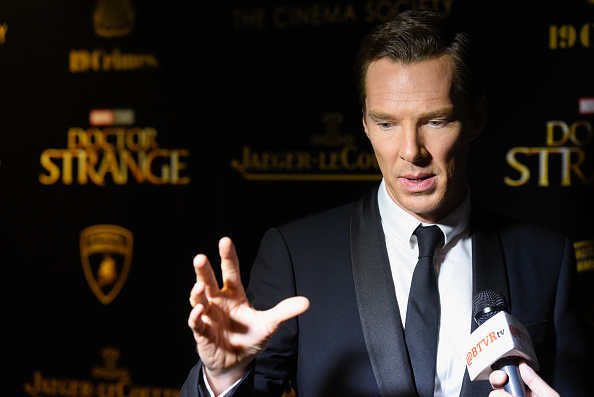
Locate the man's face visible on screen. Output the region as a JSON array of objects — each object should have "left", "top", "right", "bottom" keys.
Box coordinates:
[{"left": 363, "top": 55, "right": 484, "bottom": 223}]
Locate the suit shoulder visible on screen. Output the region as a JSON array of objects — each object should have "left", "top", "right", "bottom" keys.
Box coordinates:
[
  {"left": 500, "top": 217, "right": 567, "bottom": 247},
  {"left": 473, "top": 205, "right": 568, "bottom": 244},
  {"left": 474, "top": 207, "right": 571, "bottom": 268},
  {"left": 276, "top": 201, "right": 355, "bottom": 236}
]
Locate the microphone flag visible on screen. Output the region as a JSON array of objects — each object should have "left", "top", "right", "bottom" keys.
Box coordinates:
[{"left": 465, "top": 311, "right": 539, "bottom": 381}]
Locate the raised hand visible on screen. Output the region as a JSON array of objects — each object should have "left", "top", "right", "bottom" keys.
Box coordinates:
[{"left": 188, "top": 237, "right": 310, "bottom": 394}]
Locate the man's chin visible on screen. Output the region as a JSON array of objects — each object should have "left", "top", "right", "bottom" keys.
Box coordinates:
[{"left": 397, "top": 200, "right": 443, "bottom": 223}]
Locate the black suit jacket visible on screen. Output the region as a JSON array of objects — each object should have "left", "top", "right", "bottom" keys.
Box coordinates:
[{"left": 181, "top": 187, "right": 588, "bottom": 396}]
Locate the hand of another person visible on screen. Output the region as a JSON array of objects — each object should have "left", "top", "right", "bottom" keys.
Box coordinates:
[
  {"left": 489, "top": 361, "right": 560, "bottom": 397},
  {"left": 188, "top": 237, "right": 310, "bottom": 395}
]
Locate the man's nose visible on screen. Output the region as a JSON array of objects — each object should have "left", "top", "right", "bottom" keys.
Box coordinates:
[{"left": 399, "top": 127, "right": 427, "bottom": 163}]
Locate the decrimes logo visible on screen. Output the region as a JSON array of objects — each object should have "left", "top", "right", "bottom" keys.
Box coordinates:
[{"left": 69, "top": 1, "right": 160, "bottom": 73}]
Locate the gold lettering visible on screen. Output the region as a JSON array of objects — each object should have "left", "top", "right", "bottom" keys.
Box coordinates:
[
  {"left": 96, "top": 150, "right": 124, "bottom": 185},
  {"left": 120, "top": 150, "right": 144, "bottom": 183},
  {"left": 42, "top": 126, "right": 190, "bottom": 186},
  {"left": 69, "top": 48, "right": 159, "bottom": 73},
  {"left": 230, "top": 145, "right": 380, "bottom": 180},
  {"left": 23, "top": 371, "right": 89, "bottom": 397},
  {"left": 272, "top": 4, "right": 357, "bottom": 28},
  {"left": 504, "top": 147, "right": 532, "bottom": 187},
  {"left": 505, "top": 147, "right": 592, "bottom": 187},
  {"left": 170, "top": 149, "right": 191, "bottom": 185},
  {"left": 340, "top": 144, "right": 379, "bottom": 171},
  {"left": 537, "top": 148, "right": 550, "bottom": 187},
  {"left": 125, "top": 128, "right": 144, "bottom": 152},
  {"left": 296, "top": 152, "right": 312, "bottom": 170},
  {"left": 319, "top": 151, "right": 340, "bottom": 170},
  {"left": 562, "top": 147, "right": 592, "bottom": 186},
  {"left": 92, "top": 50, "right": 102, "bottom": 71},
  {"left": 546, "top": 121, "right": 569, "bottom": 146},
  {"left": 146, "top": 149, "right": 170, "bottom": 184},
  {"left": 580, "top": 23, "right": 592, "bottom": 48},
  {"left": 68, "top": 128, "right": 88, "bottom": 149},
  {"left": 549, "top": 24, "right": 577, "bottom": 49},
  {"left": 115, "top": 376, "right": 130, "bottom": 397},
  {"left": 341, "top": 144, "right": 358, "bottom": 171},
  {"left": 24, "top": 371, "right": 42, "bottom": 396},
  {"left": 62, "top": 150, "right": 74, "bottom": 184},
  {"left": 233, "top": 8, "right": 267, "bottom": 30},
  {"left": 68, "top": 127, "right": 159, "bottom": 151},
  {"left": 103, "top": 128, "right": 127, "bottom": 150},
  {"left": 69, "top": 50, "right": 87, "bottom": 73},
  {"left": 78, "top": 150, "right": 100, "bottom": 185},
  {"left": 547, "top": 121, "right": 593, "bottom": 146},
  {"left": 88, "top": 128, "right": 106, "bottom": 151},
  {"left": 39, "top": 149, "right": 63, "bottom": 185},
  {"left": 560, "top": 24, "right": 577, "bottom": 49},
  {"left": 79, "top": 382, "right": 95, "bottom": 397}
]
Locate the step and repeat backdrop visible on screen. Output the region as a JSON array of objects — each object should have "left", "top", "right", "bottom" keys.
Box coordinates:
[{"left": 2, "top": 0, "right": 592, "bottom": 395}]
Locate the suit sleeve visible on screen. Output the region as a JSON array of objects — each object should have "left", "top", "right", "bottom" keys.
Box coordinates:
[
  {"left": 180, "top": 362, "right": 255, "bottom": 397},
  {"left": 550, "top": 238, "right": 590, "bottom": 395},
  {"left": 246, "top": 227, "right": 300, "bottom": 396},
  {"left": 180, "top": 363, "right": 202, "bottom": 397}
]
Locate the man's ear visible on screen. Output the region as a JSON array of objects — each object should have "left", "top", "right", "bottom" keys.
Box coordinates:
[
  {"left": 471, "top": 95, "right": 487, "bottom": 141},
  {"left": 362, "top": 113, "right": 370, "bottom": 137}
]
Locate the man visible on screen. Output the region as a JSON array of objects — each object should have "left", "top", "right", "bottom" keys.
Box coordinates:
[{"left": 181, "top": 10, "right": 587, "bottom": 397}]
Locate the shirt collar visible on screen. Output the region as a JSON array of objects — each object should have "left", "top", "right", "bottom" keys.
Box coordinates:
[{"left": 377, "top": 179, "right": 471, "bottom": 249}]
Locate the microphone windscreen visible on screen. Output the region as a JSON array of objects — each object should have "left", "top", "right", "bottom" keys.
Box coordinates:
[{"left": 472, "top": 290, "right": 509, "bottom": 326}]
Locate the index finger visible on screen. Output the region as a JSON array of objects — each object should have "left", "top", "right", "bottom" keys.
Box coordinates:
[
  {"left": 193, "top": 253, "right": 220, "bottom": 295},
  {"left": 519, "top": 362, "right": 560, "bottom": 397}
]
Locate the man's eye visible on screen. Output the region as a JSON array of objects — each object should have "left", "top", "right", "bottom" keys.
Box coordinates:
[
  {"left": 428, "top": 120, "right": 447, "bottom": 127},
  {"left": 378, "top": 122, "right": 393, "bottom": 129}
]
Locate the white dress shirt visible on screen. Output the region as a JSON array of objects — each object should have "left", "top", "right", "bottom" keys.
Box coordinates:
[{"left": 377, "top": 179, "right": 473, "bottom": 397}]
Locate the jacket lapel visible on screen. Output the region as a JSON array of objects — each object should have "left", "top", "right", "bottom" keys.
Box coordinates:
[
  {"left": 459, "top": 206, "right": 510, "bottom": 396},
  {"left": 350, "top": 188, "right": 417, "bottom": 397},
  {"left": 350, "top": 191, "right": 511, "bottom": 397}
]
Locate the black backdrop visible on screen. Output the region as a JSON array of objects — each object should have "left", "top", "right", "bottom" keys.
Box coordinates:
[{"left": 2, "top": 1, "right": 592, "bottom": 395}]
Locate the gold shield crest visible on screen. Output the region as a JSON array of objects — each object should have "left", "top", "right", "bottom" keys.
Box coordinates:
[{"left": 80, "top": 224, "right": 133, "bottom": 305}]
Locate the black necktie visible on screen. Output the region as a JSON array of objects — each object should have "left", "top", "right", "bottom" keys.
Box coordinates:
[{"left": 405, "top": 225, "right": 444, "bottom": 397}]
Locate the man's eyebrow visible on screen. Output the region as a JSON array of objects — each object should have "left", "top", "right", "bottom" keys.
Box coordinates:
[
  {"left": 367, "top": 107, "right": 456, "bottom": 121},
  {"left": 421, "top": 107, "right": 456, "bottom": 119},
  {"left": 367, "top": 110, "right": 395, "bottom": 121}
]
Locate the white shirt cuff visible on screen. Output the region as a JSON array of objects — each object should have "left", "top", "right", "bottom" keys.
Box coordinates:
[{"left": 202, "top": 367, "right": 249, "bottom": 397}]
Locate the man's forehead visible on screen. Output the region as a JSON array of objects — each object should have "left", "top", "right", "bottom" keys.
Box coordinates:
[{"left": 365, "top": 56, "right": 455, "bottom": 104}]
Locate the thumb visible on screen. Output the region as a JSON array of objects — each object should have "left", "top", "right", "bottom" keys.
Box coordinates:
[{"left": 263, "top": 296, "right": 310, "bottom": 331}]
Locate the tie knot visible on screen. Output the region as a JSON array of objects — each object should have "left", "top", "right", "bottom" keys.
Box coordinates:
[{"left": 415, "top": 225, "right": 443, "bottom": 259}]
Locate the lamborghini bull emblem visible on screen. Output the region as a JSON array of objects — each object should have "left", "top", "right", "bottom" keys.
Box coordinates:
[{"left": 80, "top": 224, "right": 133, "bottom": 304}]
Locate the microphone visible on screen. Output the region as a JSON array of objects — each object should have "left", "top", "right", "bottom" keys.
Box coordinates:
[{"left": 465, "top": 290, "right": 539, "bottom": 397}]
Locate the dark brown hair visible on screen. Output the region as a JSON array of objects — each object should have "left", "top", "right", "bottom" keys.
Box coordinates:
[{"left": 355, "top": 10, "right": 481, "bottom": 111}]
